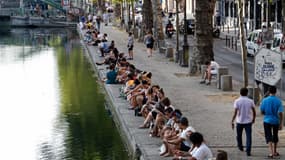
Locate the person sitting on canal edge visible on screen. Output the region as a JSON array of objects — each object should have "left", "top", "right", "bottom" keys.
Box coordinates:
[{"left": 103, "top": 63, "right": 117, "bottom": 84}]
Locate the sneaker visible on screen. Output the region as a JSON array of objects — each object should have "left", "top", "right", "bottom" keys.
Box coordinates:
[{"left": 206, "top": 82, "right": 211, "bottom": 85}]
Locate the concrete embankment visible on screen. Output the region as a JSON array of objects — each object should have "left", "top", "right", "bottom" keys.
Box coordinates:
[{"left": 78, "top": 25, "right": 285, "bottom": 160}]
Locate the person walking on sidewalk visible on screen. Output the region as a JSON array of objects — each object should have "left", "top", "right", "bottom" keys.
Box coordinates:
[
  {"left": 260, "top": 86, "right": 283, "bottom": 158},
  {"left": 95, "top": 15, "right": 101, "bottom": 31},
  {"left": 144, "top": 31, "right": 154, "bottom": 57},
  {"left": 231, "top": 87, "right": 256, "bottom": 156},
  {"left": 127, "top": 32, "right": 134, "bottom": 60}
]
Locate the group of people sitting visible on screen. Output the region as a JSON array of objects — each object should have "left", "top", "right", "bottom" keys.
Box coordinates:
[
  {"left": 95, "top": 46, "right": 214, "bottom": 159},
  {"left": 120, "top": 70, "right": 214, "bottom": 160},
  {"left": 82, "top": 22, "right": 120, "bottom": 58},
  {"left": 80, "top": 22, "right": 225, "bottom": 160}
]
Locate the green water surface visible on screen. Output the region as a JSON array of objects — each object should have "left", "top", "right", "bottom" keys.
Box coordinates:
[{"left": 0, "top": 28, "right": 129, "bottom": 160}]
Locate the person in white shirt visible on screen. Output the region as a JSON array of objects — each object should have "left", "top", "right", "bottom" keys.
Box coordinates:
[
  {"left": 189, "top": 132, "right": 213, "bottom": 160},
  {"left": 200, "top": 61, "right": 220, "bottom": 85},
  {"left": 173, "top": 132, "right": 212, "bottom": 160},
  {"left": 88, "top": 13, "right": 92, "bottom": 22},
  {"left": 160, "top": 117, "right": 195, "bottom": 157},
  {"left": 92, "top": 15, "right": 97, "bottom": 26},
  {"left": 231, "top": 87, "right": 256, "bottom": 156}
]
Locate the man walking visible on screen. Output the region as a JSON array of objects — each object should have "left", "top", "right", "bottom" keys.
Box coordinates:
[
  {"left": 231, "top": 87, "right": 256, "bottom": 156},
  {"left": 260, "top": 86, "right": 283, "bottom": 158}
]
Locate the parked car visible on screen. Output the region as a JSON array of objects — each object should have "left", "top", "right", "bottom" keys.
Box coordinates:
[
  {"left": 272, "top": 33, "right": 285, "bottom": 63},
  {"left": 179, "top": 18, "right": 195, "bottom": 34},
  {"left": 246, "top": 29, "right": 282, "bottom": 56},
  {"left": 246, "top": 29, "right": 263, "bottom": 56},
  {"left": 170, "top": 13, "right": 193, "bottom": 32}
]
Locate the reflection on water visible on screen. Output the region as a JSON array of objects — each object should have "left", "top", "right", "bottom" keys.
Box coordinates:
[{"left": 0, "top": 28, "right": 129, "bottom": 160}]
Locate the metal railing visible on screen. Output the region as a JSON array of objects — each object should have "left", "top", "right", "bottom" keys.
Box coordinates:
[
  {"left": 40, "top": 0, "right": 65, "bottom": 13},
  {"left": 0, "top": 8, "right": 21, "bottom": 16}
]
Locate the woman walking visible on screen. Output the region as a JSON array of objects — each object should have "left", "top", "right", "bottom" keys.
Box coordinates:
[
  {"left": 144, "top": 31, "right": 154, "bottom": 57},
  {"left": 127, "top": 32, "right": 134, "bottom": 60}
]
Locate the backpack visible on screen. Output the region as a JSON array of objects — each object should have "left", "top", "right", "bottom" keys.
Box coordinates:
[{"left": 146, "top": 36, "right": 154, "bottom": 45}]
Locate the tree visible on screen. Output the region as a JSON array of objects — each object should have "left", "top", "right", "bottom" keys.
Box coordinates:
[
  {"left": 140, "top": 0, "right": 153, "bottom": 41},
  {"left": 237, "top": 0, "right": 248, "bottom": 87},
  {"left": 151, "top": 0, "right": 164, "bottom": 45},
  {"left": 131, "top": 0, "right": 135, "bottom": 30},
  {"left": 190, "top": 0, "right": 216, "bottom": 75},
  {"left": 92, "top": 0, "right": 105, "bottom": 15},
  {"left": 283, "top": 0, "right": 285, "bottom": 34},
  {"left": 112, "top": 0, "right": 136, "bottom": 30}
]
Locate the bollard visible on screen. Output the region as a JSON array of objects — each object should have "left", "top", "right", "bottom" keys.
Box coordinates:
[
  {"left": 217, "top": 67, "right": 229, "bottom": 89},
  {"left": 228, "top": 37, "right": 230, "bottom": 47},
  {"left": 165, "top": 47, "right": 174, "bottom": 58},
  {"left": 247, "top": 86, "right": 260, "bottom": 104},
  {"left": 221, "top": 75, "right": 232, "bottom": 91},
  {"left": 231, "top": 36, "right": 234, "bottom": 49},
  {"left": 226, "top": 35, "right": 228, "bottom": 47},
  {"left": 227, "top": 25, "right": 229, "bottom": 33},
  {"left": 235, "top": 38, "right": 237, "bottom": 51}
]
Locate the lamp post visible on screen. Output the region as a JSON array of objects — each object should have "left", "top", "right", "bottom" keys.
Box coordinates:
[
  {"left": 175, "top": 0, "right": 179, "bottom": 63},
  {"left": 181, "top": 0, "right": 188, "bottom": 67}
]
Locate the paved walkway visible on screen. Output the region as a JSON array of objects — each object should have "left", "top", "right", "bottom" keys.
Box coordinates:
[{"left": 80, "top": 24, "right": 285, "bottom": 160}]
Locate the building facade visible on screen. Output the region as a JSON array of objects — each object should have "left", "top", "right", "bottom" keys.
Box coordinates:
[
  {"left": 162, "top": 0, "right": 283, "bottom": 31},
  {"left": 217, "top": 0, "right": 282, "bottom": 30}
]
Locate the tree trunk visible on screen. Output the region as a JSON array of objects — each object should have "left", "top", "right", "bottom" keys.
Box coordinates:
[
  {"left": 114, "top": 3, "right": 121, "bottom": 18},
  {"left": 140, "top": 0, "right": 153, "bottom": 41},
  {"left": 237, "top": 0, "right": 248, "bottom": 87},
  {"left": 131, "top": 1, "right": 135, "bottom": 30},
  {"left": 152, "top": 0, "right": 165, "bottom": 41},
  {"left": 120, "top": 1, "right": 125, "bottom": 28},
  {"left": 283, "top": 0, "right": 285, "bottom": 34},
  {"left": 127, "top": 3, "right": 131, "bottom": 31},
  {"left": 96, "top": 0, "right": 105, "bottom": 15},
  {"left": 190, "top": 0, "right": 216, "bottom": 75}
]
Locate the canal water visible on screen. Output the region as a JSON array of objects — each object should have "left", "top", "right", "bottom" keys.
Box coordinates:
[{"left": 0, "top": 28, "right": 129, "bottom": 160}]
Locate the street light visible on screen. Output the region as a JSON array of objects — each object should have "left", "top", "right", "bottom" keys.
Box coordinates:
[
  {"left": 181, "top": 0, "right": 188, "bottom": 67},
  {"left": 175, "top": 0, "right": 179, "bottom": 63}
]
